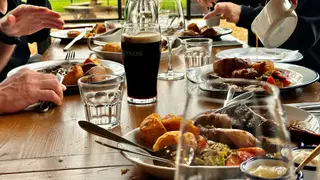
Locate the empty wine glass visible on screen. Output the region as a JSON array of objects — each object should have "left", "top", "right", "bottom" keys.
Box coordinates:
[
  {"left": 157, "top": 0, "right": 185, "bottom": 81},
  {"left": 124, "top": 0, "right": 158, "bottom": 24},
  {"left": 175, "top": 79, "right": 298, "bottom": 180}
]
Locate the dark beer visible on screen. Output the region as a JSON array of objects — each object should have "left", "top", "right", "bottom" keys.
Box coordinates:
[{"left": 121, "top": 31, "right": 161, "bottom": 104}]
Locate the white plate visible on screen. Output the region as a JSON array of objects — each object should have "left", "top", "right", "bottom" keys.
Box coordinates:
[
  {"left": 50, "top": 28, "right": 92, "bottom": 40},
  {"left": 7, "top": 59, "right": 125, "bottom": 85},
  {"left": 119, "top": 105, "right": 320, "bottom": 179},
  {"left": 216, "top": 48, "right": 303, "bottom": 63},
  {"left": 186, "top": 63, "right": 319, "bottom": 90}
]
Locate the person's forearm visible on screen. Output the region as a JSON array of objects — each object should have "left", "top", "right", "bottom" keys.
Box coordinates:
[{"left": 0, "top": 41, "right": 15, "bottom": 73}]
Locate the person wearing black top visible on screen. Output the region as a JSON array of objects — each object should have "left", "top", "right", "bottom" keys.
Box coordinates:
[
  {"left": 198, "top": 0, "right": 320, "bottom": 75},
  {"left": 0, "top": 3, "right": 66, "bottom": 114},
  {"left": 0, "top": 0, "right": 52, "bottom": 81}
]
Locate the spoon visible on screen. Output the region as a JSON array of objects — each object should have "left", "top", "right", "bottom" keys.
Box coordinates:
[
  {"left": 95, "top": 140, "right": 175, "bottom": 167},
  {"left": 78, "top": 121, "right": 178, "bottom": 159},
  {"left": 224, "top": 87, "right": 235, "bottom": 107},
  {"left": 295, "top": 144, "right": 320, "bottom": 173}
]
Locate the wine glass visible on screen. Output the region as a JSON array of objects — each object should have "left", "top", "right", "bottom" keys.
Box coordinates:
[
  {"left": 174, "top": 79, "right": 297, "bottom": 180},
  {"left": 124, "top": 0, "right": 158, "bottom": 24},
  {"left": 157, "top": 0, "right": 185, "bottom": 81}
]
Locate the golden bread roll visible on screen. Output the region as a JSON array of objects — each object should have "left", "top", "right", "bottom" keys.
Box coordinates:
[
  {"left": 153, "top": 131, "right": 179, "bottom": 152},
  {"left": 139, "top": 113, "right": 167, "bottom": 146},
  {"left": 62, "top": 64, "right": 84, "bottom": 85},
  {"left": 161, "top": 114, "right": 182, "bottom": 131},
  {"left": 67, "top": 31, "right": 81, "bottom": 38}
]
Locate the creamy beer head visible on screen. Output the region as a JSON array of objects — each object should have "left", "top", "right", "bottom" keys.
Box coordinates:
[{"left": 122, "top": 31, "right": 161, "bottom": 43}]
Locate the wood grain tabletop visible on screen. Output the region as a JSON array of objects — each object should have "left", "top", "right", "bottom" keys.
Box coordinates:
[{"left": 1, "top": 37, "right": 319, "bottom": 180}]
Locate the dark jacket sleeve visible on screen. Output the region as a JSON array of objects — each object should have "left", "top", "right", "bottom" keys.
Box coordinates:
[
  {"left": 236, "top": 6, "right": 262, "bottom": 30},
  {"left": 26, "top": 0, "right": 52, "bottom": 43},
  {"left": 217, "top": 0, "right": 260, "bottom": 7}
]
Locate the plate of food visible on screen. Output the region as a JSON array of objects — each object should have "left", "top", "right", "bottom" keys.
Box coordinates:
[
  {"left": 186, "top": 58, "right": 319, "bottom": 91},
  {"left": 216, "top": 48, "right": 303, "bottom": 63},
  {"left": 88, "top": 36, "right": 182, "bottom": 63},
  {"left": 50, "top": 23, "right": 111, "bottom": 40},
  {"left": 7, "top": 57, "right": 125, "bottom": 93},
  {"left": 179, "top": 23, "right": 232, "bottom": 40},
  {"left": 119, "top": 105, "right": 320, "bottom": 179}
]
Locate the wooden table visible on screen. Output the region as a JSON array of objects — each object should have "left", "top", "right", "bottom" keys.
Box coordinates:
[{"left": 1, "top": 38, "right": 320, "bottom": 179}]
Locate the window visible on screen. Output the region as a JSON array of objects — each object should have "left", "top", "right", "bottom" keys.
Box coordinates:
[
  {"left": 50, "top": 0, "right": 124, "bottom": 22},
  {"left": 49, "top": 0, "right": 205, "bottom": 22}
]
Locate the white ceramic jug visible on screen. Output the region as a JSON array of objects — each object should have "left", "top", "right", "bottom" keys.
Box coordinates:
[{"left": 251, "top": 0, "right": 298, "bottom": 48}]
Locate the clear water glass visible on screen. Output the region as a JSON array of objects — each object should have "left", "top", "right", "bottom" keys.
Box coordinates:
[
  {"left": 175, "top": 79, "right": 296, "bottom": 180},
  {"left": 78, "top": 74, "right": 124, "bottom": 129},
  {"left": 183, "top": 38, "right": 213, "bottom": 72}
]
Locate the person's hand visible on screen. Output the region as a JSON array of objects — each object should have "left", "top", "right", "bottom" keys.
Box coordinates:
[
  {"left": 204, "top": 2, "right": 241, "bottom": 24},
  {"left": 197, "top": 0, "right": 215, "bottom": 8},
  {"left": 0, "top": 68, "right": 66, "bottom": 114},
  {"left": 0, "top": 4, "right": 64, "bottom": 37}
]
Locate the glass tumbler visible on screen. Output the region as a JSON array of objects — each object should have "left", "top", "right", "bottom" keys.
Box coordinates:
[
  {"left": 183, "top": 38, "right": 213, "bottom": 73},
  {"left": 78, "top": 74, "right": 124, "bottom": 129}
]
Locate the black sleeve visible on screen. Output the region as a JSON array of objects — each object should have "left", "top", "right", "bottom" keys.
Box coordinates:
[
  {"left": 281, "top": 15, "right": 320, "bottom": 50},
  {"left": 236, "top": 5, "right": 262, "bottom": 30},
  {"left": 217, "top": 0, "right": 260, "bottom": 7},
  {"left": 26, "top": 0, "right": 52, "bottom": 43}
]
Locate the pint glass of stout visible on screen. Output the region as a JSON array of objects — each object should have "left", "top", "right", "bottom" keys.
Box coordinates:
[{"left": 121, "top": 23, "right": 161, "bottom": 104}]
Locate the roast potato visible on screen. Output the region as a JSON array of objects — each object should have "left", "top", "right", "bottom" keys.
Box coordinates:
[
  {"left": 183, "top": 120, "right": 200, "bottom": 137},
  {"left": 183, "top": 132, "right": 198, "bottom": 149},
  {"left": 140, "top": 113, "right": 167, "bottom": 146},
  {"left": 162, "top": 114, "right": 182, "bottom": 131},
  {"left": 83, "top": 57, "right": 103, "bottom": 66},
  {"left": 153, "top": 131, "right": 179, "bottom": 152},
  {"left": 187, "top": 23, "right": 200, "bottom": 33},
  {"left": 67, "top": 31, "right": 81, "bottom": 38},
  {"left": 62, "top": 64, "right": 84, "bottom": 85}
]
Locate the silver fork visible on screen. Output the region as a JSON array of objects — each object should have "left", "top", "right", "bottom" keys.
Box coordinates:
[
  {"left": 38, "top": 51, "right": 75, "bottom": 113},
  {"left": 65, "top": 50, "right": 75, "bottom": 60}
]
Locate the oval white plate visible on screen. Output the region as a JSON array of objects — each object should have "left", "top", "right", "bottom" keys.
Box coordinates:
[
  {"left": 7, "top": 59, "right": 125, "bottom": 82},
  {"left": 119, "top": 105, "right": 319, "bottom": 179},
  {"left": 216, "top": 48, "right": 303, "bottom": 63},
  {"left": 186, "top": 63, "right": 319, "bottom": 91}
]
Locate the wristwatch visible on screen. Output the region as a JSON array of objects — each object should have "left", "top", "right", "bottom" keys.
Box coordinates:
[{"left": 0, "top": 32, "right": 21, "bottom": 45}]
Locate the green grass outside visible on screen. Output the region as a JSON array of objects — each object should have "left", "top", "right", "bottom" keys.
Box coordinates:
[
  {"left": 49, "top": 0, "right": 186, "bottom": 13},
  {"left": 50, "top": 0, "right": 118, "bottom": 12}
]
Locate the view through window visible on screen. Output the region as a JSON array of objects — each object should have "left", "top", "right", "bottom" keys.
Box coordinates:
[{"left": 48, "top": 0, "right": 205, "bottom": 22}]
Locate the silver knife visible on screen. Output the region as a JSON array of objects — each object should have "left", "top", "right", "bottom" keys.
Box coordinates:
[{"left": 63, "top": 29, "right": 87, "bottom": 51}]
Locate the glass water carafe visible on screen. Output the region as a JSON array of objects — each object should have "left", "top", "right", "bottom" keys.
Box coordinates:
[{"left": 125, "top": 0, "right": 158, "bottom": 24}]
